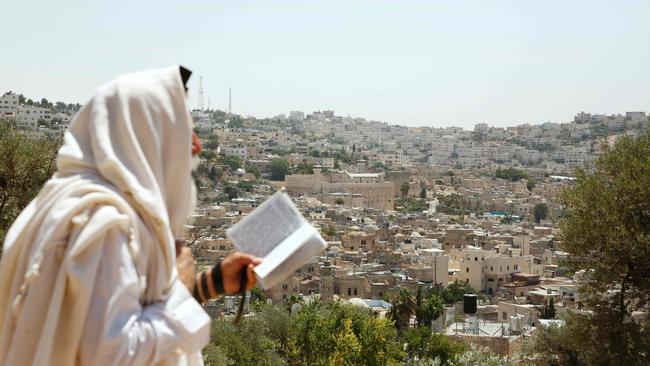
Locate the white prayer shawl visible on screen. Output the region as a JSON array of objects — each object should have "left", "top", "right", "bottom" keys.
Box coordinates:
[{"left": 0, "top": 67, "right": 210, "bottom": 365}]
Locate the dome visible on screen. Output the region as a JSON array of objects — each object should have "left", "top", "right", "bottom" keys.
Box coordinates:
[
  {"left": 364, "top": 224, "right": 379, "bottom": 232},
  {"left": 236, "top": 168, "right": 246, "bottom": 176},
  {"left": 346, "top": 298, "right": 369, "bottom": 308}
]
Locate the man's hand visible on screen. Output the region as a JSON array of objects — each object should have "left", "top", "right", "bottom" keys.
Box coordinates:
[
  {"left": 220, "top": 252, "right": 262, "bottom": 295},
  {"left": 176, "top": 244, "right": 196, "bottom": 292}
]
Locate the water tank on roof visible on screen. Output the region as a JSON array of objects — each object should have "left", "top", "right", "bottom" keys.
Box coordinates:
[
  {"left": 463, "top": 294, "right": 477, "bottom": 314},
  {"left": 509, "top": 315, "right": 525, "bottom": 334}
]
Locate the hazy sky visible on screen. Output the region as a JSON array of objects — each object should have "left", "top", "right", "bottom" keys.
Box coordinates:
[{"left": 2, "top": 0, "right": 650, "bottom": 128}]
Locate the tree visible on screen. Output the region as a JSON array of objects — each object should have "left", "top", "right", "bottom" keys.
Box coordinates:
[
  {"left": 525, "top": 130, "right": 650, "bottom": 365},
  {"left": 402, "top": 327, "right": 465, "bottom": 364},
  {"left": 439, "top": 280, "right": 476, "bottom": 304},
  {"left": 539, "top": 298, "right": 556, "bottom": 319},
  {"left": 199, "top": 150, "right": 217, "bottom": 161},
  {"left": 245, "top": 163, "right": 261, "bottom": 179},
  {"left": 204, "top": 134, "right": 219, "bottom": 150},
  {"left": 329, "top": 318, "right": 361, "bottom": 366},
  {"left": 389, "top": 289, "right": 416, "bottom": 331},
  {"left": 401, "top": 181, "right": 410, "bottom": 199},
  {"left": 223, "top": 184, "right": 239, "bottom": 200},
  {"left": 416, "top": 288, "right": 444, "bottom": 328},
  {"left": 533, "top": 203, "right": 549, "bottom": 224},
  {"left": 419, "top": 187, "right": 427, "bottom": 200},
  {"left": 221, "top": 155, "right": 241, "bottom": 170},
  {"left": 268, "top": 158, "right": 290, "bottom": 181},
  {"left": 335, "top": 198, "right": 345, "bottom": 205},
  {"left": 237, "top": 180, "right": 254, "bottom": 192},
  {"left": 296, "top": 160, "right": 313, "bottom": 174},
  {"left": 0, "top": 123, "right": 59, "bottom": 249},
  {"left": 204, "top": 316, "right": 284, "bottom": 366},
  {"left": 208, "top": 166, "right": 223, "bottom": 182},
  {"left": 495, "top": 167, "right": 528, "bottom": 181},
  {"left": 526, "top": 179, "right": 537, "bottom": 192}
]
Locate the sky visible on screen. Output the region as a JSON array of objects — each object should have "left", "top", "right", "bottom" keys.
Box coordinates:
[{"left": 2, "top": 0, "right": 650, "bottom": 128}]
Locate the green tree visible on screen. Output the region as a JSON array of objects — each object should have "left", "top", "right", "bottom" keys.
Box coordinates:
[
  {"left": 296, "top": 160, "right": 314, "bottom": 174},
  {"left": 419, "top": 294, "right": 444, "bottom": 328},
  {"left": 221, "top": 155, "right": 241, "bottom": 170},
  {"left": 389, "top": 289, "right": 416, "bottom": 331},
  {"left": 521, "top": 130, "right": 650, "bottom": 365},
  {"left": 200, "top": 150, "right": 217, "bottom": 161},
  {"left": 419, "top": 187, "right": 427, "bottom": 199},
  {"left": 268, "top": 158, "right": 290, "bottom": 181},
  {"left": 402, "top": 327, "right": 465, "bottom": 365},
  {"left": 526, "top": 179, "right": 537, "bottom": 192},
  {"left": 238, "top": 180, "right": 254, "bottom": 192},
  {"left": 0, "top": 123, "right": 59, "bottom": 248},
  {"left": 495, "top": 167, "right": 528, "bottom": 181},
  {"left": 321, "top": 226, "right": 337, "bottom": 237},
  {"left": 328, "top": 318, "right": 361, "bottom": 366},
  {"left": 208, "top": 166, "right": 223, "bottom": 182},
  {"left": 550, "top": 130, "right": 650, "bottom": 365},
  {"left": 533, "top": 203, "right": 549, "bottom": 224},
  {"left": 204, "top": 134, "right": 219, "bottom": 150},
  {"left": 539, "top": 298, "right": 556, "bottom": 319},
  {"left": 401, "top": 182, "right": 410, "bottom": 199},
  {"left": 223, "top": 184, "right": 239, "bottom": 200},
  {"left": 335, "top": 198, "right": 345, "bottom": 205},
  {"left": 204, "top": 317, "right": 284, "bottom": 366},
  {"left": 245, "top": 163, "right": 261, "bottom": 179},
  {"left": 439, "top": 280, "right": 476, "bottom": 304}
]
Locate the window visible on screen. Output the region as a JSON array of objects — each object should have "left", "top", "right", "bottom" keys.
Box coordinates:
[
  {"left": 502, "top": 312, "right": 507, "bottom": 320},
  {"left": 475, "top": 257, "right": 478, "bottom": 261},
  {"left": 348, "top": 288, "right": 352, "bottom": 296},
  {"left": 490, "top": 266, "right": 493, "bottom": 271},
  {"left": 466, "top": 268, "right": 469, "bottom": 273},
  {"left": 354, "top": 288, "right": 358, "bottom": 296},
  {"left": 282, "top": 284, "right": 288, "bottom": 289},
  {"left": 219, "top": 245, "right": 226, "bottom": 250},
  {"left": 378, "top": 291, "right": 383, "bottom": 297},
  {"left": 507, "top": 265, "right": 510, "bottom": 271}
]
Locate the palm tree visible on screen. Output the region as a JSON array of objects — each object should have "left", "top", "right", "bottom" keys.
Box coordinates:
[{"left": 389, "top": 289, "right": 416, "bottom": 331}]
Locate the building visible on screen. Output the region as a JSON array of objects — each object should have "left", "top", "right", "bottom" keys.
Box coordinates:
[{"left": 0, "top": 92, "right": 20, "bottom": 115}]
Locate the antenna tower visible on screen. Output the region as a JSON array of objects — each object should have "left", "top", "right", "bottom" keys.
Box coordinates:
[
  {"left": 228, "top": 87, "right": 232, "bottom": 115},
  {"left": 197, "top": 77, "right": 205, "bottom": 111}
]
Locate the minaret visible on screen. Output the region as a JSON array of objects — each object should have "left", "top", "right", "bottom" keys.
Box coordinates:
[{"left": 197, "top": 77, "right": 205, "bottom": 111}]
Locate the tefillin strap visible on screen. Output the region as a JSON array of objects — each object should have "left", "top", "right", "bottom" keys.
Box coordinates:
[{"left": 233, "top": 268, "right": 247, "bottom": 324}]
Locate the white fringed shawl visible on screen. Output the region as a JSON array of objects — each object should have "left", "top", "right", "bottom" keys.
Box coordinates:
[{"left": 0, "top": 66, "right": 195, "bottom": 365}]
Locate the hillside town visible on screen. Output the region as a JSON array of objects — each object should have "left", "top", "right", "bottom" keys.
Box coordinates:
[{"left": 2, "top": 89, "right": 648, "bottom": 357}]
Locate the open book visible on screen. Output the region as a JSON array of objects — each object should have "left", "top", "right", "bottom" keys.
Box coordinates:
[{"left": 226, "top": 191, "right": 327, "bottom": 290}]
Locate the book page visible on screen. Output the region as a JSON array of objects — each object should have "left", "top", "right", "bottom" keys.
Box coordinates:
[{"left": 226, "top": 191, "right": 306, "bottom": 258}]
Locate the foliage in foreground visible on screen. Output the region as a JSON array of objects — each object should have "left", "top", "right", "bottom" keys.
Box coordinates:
[
  {"left": 519, "top": 129, "right": 650, "bottom": 365},
  {"left": 204, "top": 300, "right": 404, "bottom": 366},
  {"left": 203, "top": 300, "right": 498, "bottom": 366},
  {"left": 0, "top": 122, "right": 59, "bottom": 248}
]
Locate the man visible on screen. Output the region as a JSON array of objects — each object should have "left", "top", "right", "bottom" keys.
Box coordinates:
[{"left": 0, "top": 66, "right": 260, "bottom": 365}]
